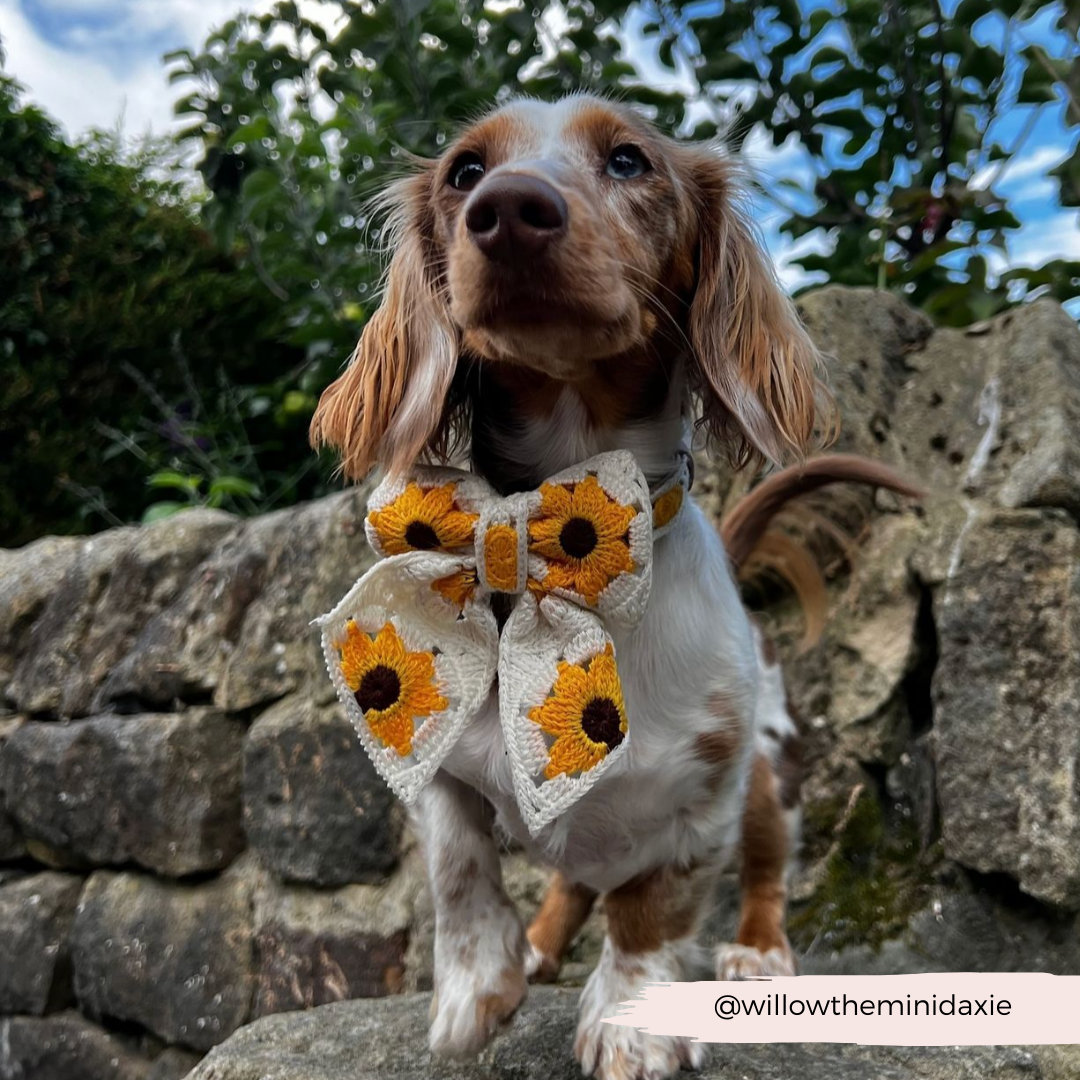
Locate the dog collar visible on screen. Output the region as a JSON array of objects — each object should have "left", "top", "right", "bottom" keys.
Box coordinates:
[{"left": 316, "top": 449, "right": 691, "bottom": 836}]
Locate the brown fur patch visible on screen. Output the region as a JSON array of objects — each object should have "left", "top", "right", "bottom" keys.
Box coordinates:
[
  {"left": 474, "top": 966, "right": 527, "bottom": 1034},
  {"left": 481, "top": 347, "right": 674, "bottom": 432},
  {"left": 605, "top": 863, "right": 714, "bottom": 956},
  {"left": 757, "top": 625, "right": 778, "bottom": 666},
  {"left": 695, "top": 697, "right": 747, "bottom": 791},
  {"left": 776, "top": 733, "right": 804, "bottom": 811},
  {"left": 735, "top": 755, "right": 792, "bottom": 957},
  {"left": 526, "top": 873, "right": 597, "bottom": 983},
  {"left": 309, "top": 168, "right": 458, "bottom": 480},
  {"left": 443, "top": 111, "right": 530, "bottom": 178},
  {"left": 562, "top": 103, "right": 644, "bottom": 155},
  {"left": 694, "top": 729, "right": 742, "bottom": 770},
  {"left": 707, "top": 690, "right": 744, "bottom": 722}
]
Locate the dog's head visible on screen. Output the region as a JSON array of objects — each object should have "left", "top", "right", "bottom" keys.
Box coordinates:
[{"left": 311, "top": 94, "right": 832, "bottom": 479}]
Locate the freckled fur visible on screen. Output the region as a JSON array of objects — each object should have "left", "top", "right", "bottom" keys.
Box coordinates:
[{"left": 310, "top": 93, "right": 918, "bottom": 1080}]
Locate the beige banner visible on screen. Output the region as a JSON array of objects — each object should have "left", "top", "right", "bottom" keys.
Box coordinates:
[{"left": 602, "top": 974, "right": 1080, "bottom": 1045}]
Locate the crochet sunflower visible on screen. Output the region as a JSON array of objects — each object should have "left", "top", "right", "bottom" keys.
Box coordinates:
[
  {"left": 528, "top": 476, "right": 636, "bottom": 604},
  {"left": 368, "top": 482, "right": 477, "bottom": 555},
  {"left": 529, "top": 645, "right": 628, "bottom": 779},
  {"left": 337, "top": 620, "right": 448, "bottom": 756}
]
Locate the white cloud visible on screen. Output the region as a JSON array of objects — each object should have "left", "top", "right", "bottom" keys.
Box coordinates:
[
  {"left": 970, "top": 144, "right": 1070, "bottom": 191},
  {"left": 1007, "top": 209, "right": 1080, "bottom": 267},
  {"left": 0, "top": 0, "right": 174, "bottom": 136},
  {"left": 771, "top": 229, "right": 830, "bottom": 291},
  {"left": 2, "top": 0, "right": 349, "bottom": 139},
  {"left": 26, "top": 0, "right": 248, "bottom": 52}
]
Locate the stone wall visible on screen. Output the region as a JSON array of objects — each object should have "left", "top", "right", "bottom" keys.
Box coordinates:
[{"left": 3, "top": 287, "right": 1080, "bottom": 1079}]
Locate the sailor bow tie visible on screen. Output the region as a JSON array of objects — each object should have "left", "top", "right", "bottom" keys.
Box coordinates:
[{"left": 317, "top": 449, "right": 690, "bottom": 836}]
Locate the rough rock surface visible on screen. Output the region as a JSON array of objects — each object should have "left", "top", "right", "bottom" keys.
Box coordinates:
[
  {"left": 934, "top": 509, "right": 1080, "bottom": 907},
  {"left": 243, "top": 694, "right": 398, "bottom": 885},
  {"left": 4, "top": 514, "right": 236, "bottom": 718},
  {"left": 188, "top": 989, "right": 1080, "bottom": 1080},
  {"left": 1, "top": 710, "right": 244, "bottom": 876},
  {"left": 147, "top": 1048, "right": 205, "bottom": 1080},
  {"left": 0, "top": 717, "right": 25, "bottom": 861},
  {"left": 0, "top": 489, "right": 374, "bottom": 718},
  {"left": 249, "top": 866, "right": 413, "bottom": 1016},
  {"left": 70, "top": 870, "right": 253, "bottom": 1052},
  {"left": 0, "top": 1011, "right": 153, "bottom": 1080},
  {"left": 0, "top": 871, "right": 82, "bottom": 1014},
  {"left": 0, "top": 537, "right": 81, "bottom": 698}
]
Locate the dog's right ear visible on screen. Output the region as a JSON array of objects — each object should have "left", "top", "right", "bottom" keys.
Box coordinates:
[
  {"left": 681, "top": 146, "right": 835, "bottom": 469},
  {"left": 309, "top": 167, "right": 458, "bottom": 479}
]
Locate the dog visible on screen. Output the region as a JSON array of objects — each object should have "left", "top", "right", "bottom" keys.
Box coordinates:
[{"left": 310, "top": 93, "right": 919, "bottom": 1080}]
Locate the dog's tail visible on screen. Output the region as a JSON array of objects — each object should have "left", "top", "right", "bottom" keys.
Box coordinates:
[{"left": 720, "top": 455, "right": 923, "bottom": 647}]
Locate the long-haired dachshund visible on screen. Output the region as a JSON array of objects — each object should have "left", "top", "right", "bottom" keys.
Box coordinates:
[{"left": 311, "top": 94, "right": 918, "bottom": 1080}]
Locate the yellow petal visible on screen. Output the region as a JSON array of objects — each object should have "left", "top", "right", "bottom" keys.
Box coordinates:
[
  {"left": 537, "top": 482, "right": 573, "bottom": 520},
  {"left": 420, "top": 482, "right": 457, "bottom": 519},
  {"left": 545, "top": 731, "right": 606, "bottom": 779},
  {"left": 528, "top": 515, "right": 566, "bottom": 543},
  {"left": 530, "top": 535, "right": 572, "bottom": 563},
  {"left": 368, "top": 705, "right": 415, "bottom": 756},
  {"left": 570, "top": 476, "right": 608, "bottom": 518},
  {"left": 435, "top": 509, "right": 479, "bottom": 549}
]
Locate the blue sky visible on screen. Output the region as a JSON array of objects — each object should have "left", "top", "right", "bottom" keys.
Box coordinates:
[{"left": 2, "top": 0, "right": 1078, "bottom": 307}]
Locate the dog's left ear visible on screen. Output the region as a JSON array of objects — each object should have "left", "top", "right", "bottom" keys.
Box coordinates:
[
  {"left": 309, "top": 166, "right": 459, "bottom": 480},
  {"left": 683, "top": 149, "right": 834, "bottom": 469}
]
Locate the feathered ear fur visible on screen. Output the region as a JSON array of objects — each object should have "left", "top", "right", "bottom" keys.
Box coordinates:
[
  {"left": 309, "top": 167, "right": 459, "bottom": 479},
  {"left": 683, "top": 148, "right": 835, "bottom": 469}
]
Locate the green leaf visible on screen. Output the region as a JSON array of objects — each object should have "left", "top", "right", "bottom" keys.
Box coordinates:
[
  {"left": 225, "top": 116, "right": 273, "bottom": 149},
  {"left": 147, "top": 470, "right": 202, "bottom": 493},
  {"left": 208, "top": 475, "right": 261, "bottom": 499},
  {"left": 142, "top": 501, "right": 187, "bottom": 524}
]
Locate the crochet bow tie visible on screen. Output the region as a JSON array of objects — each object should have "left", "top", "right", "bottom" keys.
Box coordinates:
[{"left": 316, "top": 449, "right": 690, "bottom": 836}]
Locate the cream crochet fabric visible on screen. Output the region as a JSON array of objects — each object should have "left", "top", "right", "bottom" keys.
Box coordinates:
[{"left": 316, "top": 449, "right": 689, "bottom": 837}]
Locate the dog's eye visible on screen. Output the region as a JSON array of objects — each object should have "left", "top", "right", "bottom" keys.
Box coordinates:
[
  {"left": 449, "top": 152, "right": 485, "bottom": 191},
  {"left": 606, "top": 144, "right": 649, "bottom": 180}
]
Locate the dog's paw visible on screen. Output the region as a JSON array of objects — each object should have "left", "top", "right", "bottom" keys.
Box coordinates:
[
  {"left": 429, "top": 914, "right": 527, "bottom": 1059},
  {"left": 714, "top": 940, "right": 796, "bottom": 980},
  {"left": 574, "top": 1021, "right": 708, "bottom": 1080},
  {"left": 574, "top": 939, "right": 707, "bottom": 1080},
  {"left": 429, "top": 966, "right": 527, "bottom": 1059},
  {"left": 524, "top": 940, "right": 560, "bottom": 984}
]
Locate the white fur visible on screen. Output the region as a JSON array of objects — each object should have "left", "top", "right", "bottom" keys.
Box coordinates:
[
  {"left": 415, "top": 773, "right": 528, "bottom": 1059},
  {"left": 576, "top": 936, "right": 710, "bottom": 1080}
]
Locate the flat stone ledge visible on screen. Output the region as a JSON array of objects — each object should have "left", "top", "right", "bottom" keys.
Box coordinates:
[{"left": 187, "top": 987, "right": 1080, "bottom": 1080}]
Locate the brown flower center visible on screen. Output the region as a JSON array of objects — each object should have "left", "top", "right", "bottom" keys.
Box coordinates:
[
  {"left": 356, "top": 664, "right": 401, "bottom": 713},
  {"left": 581, "top": 696, "right": 624, "bottom": 751},
  {"left": 404, "top": 520, "right": 440, "bottom": 550},
  {"left": 560, "top": 517, "right": 598, "bottom": 559}
]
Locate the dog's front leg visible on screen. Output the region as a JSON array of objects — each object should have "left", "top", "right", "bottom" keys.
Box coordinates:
[
  {"left": 415, "top": 771, "right": 527, "bottom": 1059},
  {"left": 575, "top": 863, "right": 714, "bottom": 1080}
]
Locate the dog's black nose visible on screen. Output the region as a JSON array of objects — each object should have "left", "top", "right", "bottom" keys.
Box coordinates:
[{"left": 465, "top": 174, "right": 567, "bottom": 262}]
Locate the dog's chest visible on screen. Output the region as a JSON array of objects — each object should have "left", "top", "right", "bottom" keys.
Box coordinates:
[{"left": 441, "top": 501, "right": 761, "bottom": 891}]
